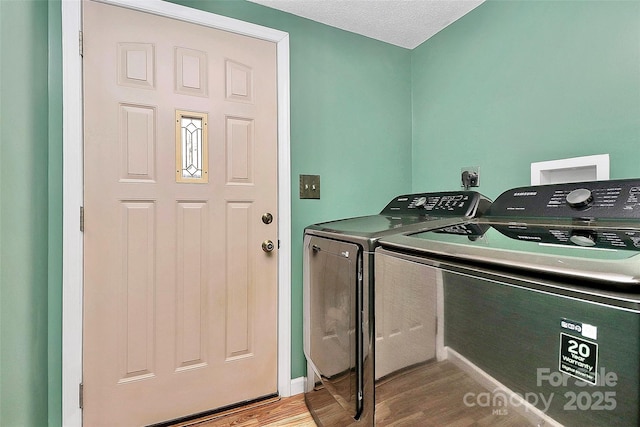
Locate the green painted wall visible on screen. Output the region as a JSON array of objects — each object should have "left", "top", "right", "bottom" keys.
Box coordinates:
[
  {"left": 0, "top": 0, "right": 50, "bottom": 425},
  {"left": 412, "top": 0, "right": 640, "bottom": 200},
  {"left": 47, "top": 1, "right": 63, "bottom": 426},
  {"left": 168, "top": 0, "right": 414, "bottom": 380}
]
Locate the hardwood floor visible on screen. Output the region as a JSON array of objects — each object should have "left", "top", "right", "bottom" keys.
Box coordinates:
[
  {"left": 374, "top": 360, "right": 533, "bottom": 427},
  {"left": 171, "top": 360, "right": 535, "bottom": 427},
  {"left": 169, "top": 394, "right": 317, "bottom": 427}
]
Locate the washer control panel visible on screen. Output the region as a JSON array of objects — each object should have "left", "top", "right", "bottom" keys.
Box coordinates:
[
  {"left": 380, "top": 191, "right": 490, "bottom": 217},
  {"left": 489, "top": 179, "right": 640, "bottom": 220},
  {"left": 493, "top": 223, "right": 640, "bottom": 250}
]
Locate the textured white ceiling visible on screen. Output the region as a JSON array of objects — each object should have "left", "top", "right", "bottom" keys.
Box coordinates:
[{"left": 247, "top": 0, "right": 484, "bottom": 49}]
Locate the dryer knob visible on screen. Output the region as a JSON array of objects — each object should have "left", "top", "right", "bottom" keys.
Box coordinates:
[
  {"left": 414, "top": 196, "right": 427, "bottom": 208},
  {"left": 566, "top": 188, "right": 593, "bottom": 209},
  {"left": 569, "top": 230, "right": 597, "bottom": 247}
]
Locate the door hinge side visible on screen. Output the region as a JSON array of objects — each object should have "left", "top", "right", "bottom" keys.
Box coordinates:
[
  {"left": 79, "top": 30, "right": 83, "bottom": 57},
  {"left": 79, "top": 383, "right": 84, "bottom": 409},
  {"left": 80, "top": 206, "right": 84, "bottom": 232}
]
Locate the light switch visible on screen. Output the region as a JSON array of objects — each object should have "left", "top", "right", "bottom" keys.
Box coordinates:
[{"left": 300, "top": 175, "right": 320, "bottom": 199}]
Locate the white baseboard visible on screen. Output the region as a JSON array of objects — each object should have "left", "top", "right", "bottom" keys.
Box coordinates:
[{"left": 289, "top": 376, "right": 306, "bottom": 396}]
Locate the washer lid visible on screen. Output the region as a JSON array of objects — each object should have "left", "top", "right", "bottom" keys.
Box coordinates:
[
  {"left": 379, "top": 220, "right": 640, "bottom": 286},
  {"left": 309, "top": 214, "right": 434, "bottom": 235}
]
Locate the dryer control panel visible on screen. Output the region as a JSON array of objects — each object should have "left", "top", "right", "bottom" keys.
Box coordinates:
[
  {"left": 381, "top": 191, "right": 491, "bottom": 218},
  {"left": 488, "top": 179, "right": 640, "bottom": 220}
]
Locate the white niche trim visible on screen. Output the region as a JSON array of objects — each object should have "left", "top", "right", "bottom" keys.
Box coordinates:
[{"left": 531, "top": 154, "right": 610, "bottom": 185}]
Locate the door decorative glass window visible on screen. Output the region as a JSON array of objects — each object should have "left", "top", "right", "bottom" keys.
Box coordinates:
[{"left": 176, "top": 110, "right": 208, "bottom": 182}]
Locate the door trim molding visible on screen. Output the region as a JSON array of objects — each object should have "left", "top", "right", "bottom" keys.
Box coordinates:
[{"left": 62, "top": 1, "right": 291, "bottom": 425}]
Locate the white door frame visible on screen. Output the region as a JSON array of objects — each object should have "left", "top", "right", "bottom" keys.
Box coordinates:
[{"left": 61, "top": 1, "right": 291, "bottom": 425}]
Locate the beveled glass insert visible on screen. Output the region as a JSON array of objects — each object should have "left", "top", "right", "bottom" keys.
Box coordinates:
[{"left": 175, "top": 110, "right": 208, "bottom": 183}]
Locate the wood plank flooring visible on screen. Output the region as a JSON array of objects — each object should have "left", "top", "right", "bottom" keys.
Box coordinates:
[
  {"left": 169, "top": 394, "right": 316, "bottom": 427},
  {"left": 374, "top": 360, "right": 533, "bottom": 427},
  {"left": 170, "top": 360, "right": 535, "bottom": 427}
]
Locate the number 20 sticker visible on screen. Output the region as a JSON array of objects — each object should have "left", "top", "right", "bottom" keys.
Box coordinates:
[{"left": 559, "top": 333, "right": 598, "bottom": 385}]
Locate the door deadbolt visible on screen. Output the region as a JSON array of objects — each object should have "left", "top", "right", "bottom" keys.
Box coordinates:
[
  {"left": 262, "top": 213, "right": 273, "bottom": 224},
  {"left": 262, "top": 240, "right": 275, "bottom": 252}
]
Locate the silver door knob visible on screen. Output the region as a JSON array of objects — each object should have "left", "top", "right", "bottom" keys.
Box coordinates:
[{"left": 262, "top": 240, "right": 275, "bottom": 252}]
